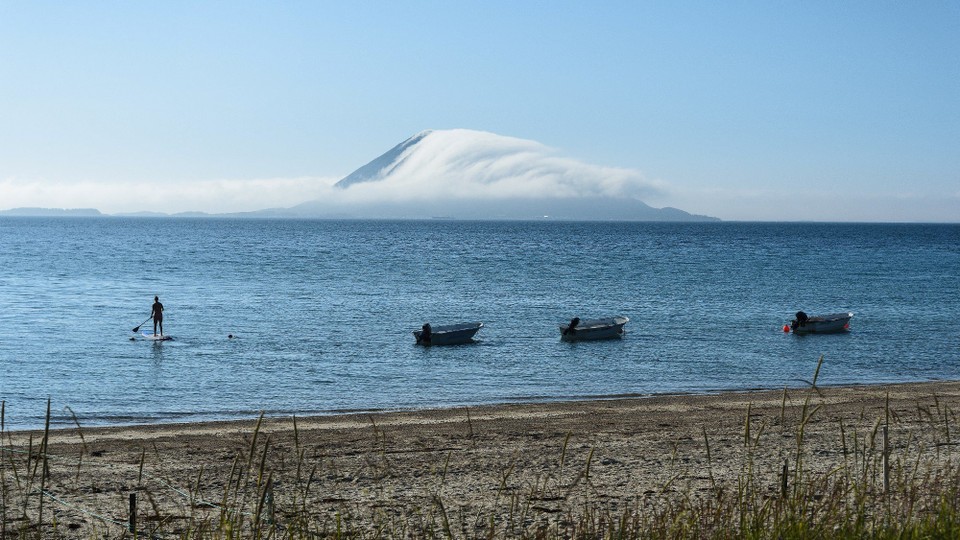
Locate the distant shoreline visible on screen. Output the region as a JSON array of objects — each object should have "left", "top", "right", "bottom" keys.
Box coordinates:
[
  {"left": 3, "top": 209, "right": 959, "bottom": 224},
  {"left": 1, "top": 207, "right": 719, "bottom": 221}
]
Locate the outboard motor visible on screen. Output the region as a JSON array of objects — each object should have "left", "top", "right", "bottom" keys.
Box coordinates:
[
  {"left": 419, "top": 323, "right": 433, "bottom": 345},
  {"left": 791, "top": 311, "right": 808, "bottom": 331}
]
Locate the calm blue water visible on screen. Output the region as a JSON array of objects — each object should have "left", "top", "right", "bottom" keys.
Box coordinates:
[{"left": 1, "top": 218, "right": 958, "bottom": 430}]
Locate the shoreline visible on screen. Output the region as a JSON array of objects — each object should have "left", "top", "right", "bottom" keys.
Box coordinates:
[
  {"left": 5, "top": 379, "right": 960, "bottom": 536},
  {"left": 7, "top": 378, "right": 952, "bottom": 435},
  {"left": 15, "top": 378, "right": 960, "bottom": 438}
]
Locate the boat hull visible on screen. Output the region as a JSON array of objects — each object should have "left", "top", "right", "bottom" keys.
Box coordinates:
[
  {"left": 791, "top": 312, "right": 853, "bottom": 334},
  {"left": 414, "top": 322, "right": 483, "bottom": 345},
  {"left": 559, "top": 316, "right": 629, "bottom": 342}
]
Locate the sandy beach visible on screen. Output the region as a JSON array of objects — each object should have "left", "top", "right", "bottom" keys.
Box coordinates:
[{"left": 4, "top": 380, "right": 960, "bottom": 537}]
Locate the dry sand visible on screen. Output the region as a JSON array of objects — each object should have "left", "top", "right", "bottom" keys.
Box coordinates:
[{"left": 4, "top": 381, "right": 960, "bottom": 537}]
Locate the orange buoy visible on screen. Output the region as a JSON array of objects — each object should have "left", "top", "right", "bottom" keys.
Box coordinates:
[{"left": 783, "top": 324, "right": 790, "bottom": 333}]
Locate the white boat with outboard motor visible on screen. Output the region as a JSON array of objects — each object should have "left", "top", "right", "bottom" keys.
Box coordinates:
[
  {"left": 414, "top": 322, "right": 484, "bottom": 345},
  {"left": 559, "top": 316, "right": 629, "bottom": 341},
  {"left": 786, "top": 311, "right": 853, "bottom": 334}
]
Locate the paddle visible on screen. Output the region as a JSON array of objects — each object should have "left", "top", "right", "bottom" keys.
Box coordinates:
[{"left": 132, "top": 316, "right": 152, "bottom": 333}]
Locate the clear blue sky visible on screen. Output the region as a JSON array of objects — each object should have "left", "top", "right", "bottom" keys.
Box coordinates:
[{"left": 1, "top": 1, "right": 958, "bottom": 221}]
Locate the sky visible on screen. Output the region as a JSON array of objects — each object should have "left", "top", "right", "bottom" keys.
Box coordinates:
[{"left": 1, "top": 1, "right": 958, "bottom": 221}]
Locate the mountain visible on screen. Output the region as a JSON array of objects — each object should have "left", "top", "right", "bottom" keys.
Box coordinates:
[
  {"left": 3, "top": 130, "right": 717, "bottom": 221},
  {"left": 291, "top": 129, "right": 717, "bottom": 221},
  {"left": 335, "top": 131, "right": 432, "bottom": 189}
]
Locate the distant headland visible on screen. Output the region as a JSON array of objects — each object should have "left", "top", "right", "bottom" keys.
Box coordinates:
[{"left": 0, "top": 207, "right": 102, "bottom": 217}]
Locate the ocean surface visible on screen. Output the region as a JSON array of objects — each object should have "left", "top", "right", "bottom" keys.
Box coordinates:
[{"left": 1, "top": 218, "right": 958, "bottom": 430}]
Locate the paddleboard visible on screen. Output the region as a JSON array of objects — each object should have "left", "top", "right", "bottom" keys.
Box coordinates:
[{"left": 142, "top": 332, "right": 173, "bottom": 341}]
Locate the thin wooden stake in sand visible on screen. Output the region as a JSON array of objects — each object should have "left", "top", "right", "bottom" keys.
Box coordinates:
[
  {"left": 129, "top": 493, "right": 136, "bottom": 533},
  {"left": 781, "top": 459, "right": 788, "bottom": 499}
]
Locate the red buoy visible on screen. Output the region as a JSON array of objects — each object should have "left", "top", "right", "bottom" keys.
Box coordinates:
[{"left": 783, "top": 324, "right": 790, "bottom": 333}]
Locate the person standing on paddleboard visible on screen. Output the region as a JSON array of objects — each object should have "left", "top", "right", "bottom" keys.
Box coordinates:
[{"left": 151, "top": 296, "right": 164, "bottom": 336}]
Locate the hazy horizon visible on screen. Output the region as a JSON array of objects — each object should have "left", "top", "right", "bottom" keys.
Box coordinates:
[{"left": 2, "top": 3, "right": 957, "bottom": 222}]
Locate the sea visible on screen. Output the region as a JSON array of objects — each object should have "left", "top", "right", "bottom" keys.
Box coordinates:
[{"left": 0, "top": 218, "right": 958, "bottom": 431}]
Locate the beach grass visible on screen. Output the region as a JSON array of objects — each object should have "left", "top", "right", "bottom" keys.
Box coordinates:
[{"left": 3, "top": 367, "right": 960, "bottom": 538}]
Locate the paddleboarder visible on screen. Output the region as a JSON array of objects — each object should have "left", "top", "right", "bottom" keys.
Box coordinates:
[{"left": 151, "top": 296, "right": 164, "bottom": 336}]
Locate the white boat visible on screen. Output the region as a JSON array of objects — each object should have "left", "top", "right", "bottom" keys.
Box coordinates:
[
  {"left": 414, "top": 322, "right": 483, "bottom": 346},
  {"left": 789, "top": 311, "right": 853, "bottom": 334},
  {"left": 559, "top": 316, "right": 629, "bottom": 342}
]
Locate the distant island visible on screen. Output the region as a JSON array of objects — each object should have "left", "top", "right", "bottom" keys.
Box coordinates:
[
  {"left": 0, "top": 207, "right": 102, "bottom": 217},
  {"left": 295, "top": 129, "right": 720, "bottom": 222},
  {"left": 3, "top": 130, "right": 720, "bottom": 222},
  {"left": 1, "top": 205, "right": 719, "bottom": 221}
]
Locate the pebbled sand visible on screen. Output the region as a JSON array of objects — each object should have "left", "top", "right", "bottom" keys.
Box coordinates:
[{"left": 4, "top": 381, "right": 960, "bottom": 536}]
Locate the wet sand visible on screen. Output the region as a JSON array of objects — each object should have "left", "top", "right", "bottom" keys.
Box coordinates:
[{"left": 4, "top": 381, "right": 960, "bottom": 536}]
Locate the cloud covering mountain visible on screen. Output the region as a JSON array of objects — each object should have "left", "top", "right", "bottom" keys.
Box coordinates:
[
  {"left": 293, "top": 129, "right": 716, "bottom": 220},
  {"left": 0, "top": 129, "right": 717, "bottom": 220}
]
